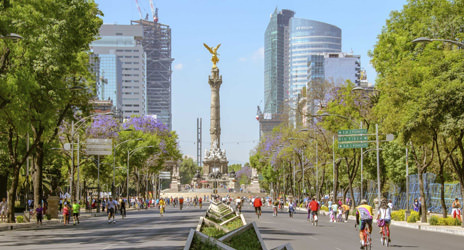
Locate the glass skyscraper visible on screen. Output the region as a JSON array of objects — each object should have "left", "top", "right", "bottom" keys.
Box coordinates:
[
  {"left": 264, "top": 9, "right": 294, "bottom": 115},
  {"left": 289, "top": 18, "right": 341, "bottom": 105}
]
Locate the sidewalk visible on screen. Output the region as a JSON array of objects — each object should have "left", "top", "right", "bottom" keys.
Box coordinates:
[
  {"left": 0, "top": 208, "right": 127, "bottom": 232},
  {"left": 294, "top": 206, "right": 464, "bottom": 236}
]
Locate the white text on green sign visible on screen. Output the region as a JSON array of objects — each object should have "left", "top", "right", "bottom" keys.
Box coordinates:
[
  {"left": 337, "top": 129, "right": 368, "bottom": 135},
  {"left": 338, "top": 136, "right": 368, "bottom": 142},
  {"left": 338, "top": 142, "right": 368, "bottom": 149}
]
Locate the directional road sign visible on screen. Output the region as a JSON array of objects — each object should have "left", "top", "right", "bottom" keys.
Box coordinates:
[
  {"left": 86, "top": 139, "right": 112, "bottom": 155},
  {"left": 338, "top": 142, "right": 368, "bottom": 149},
  {"left": 338, "top": 129, "right": 368, "bottom": 135},
  {"left": 338, "top": 135, "right": 368, "bottom": 142}
]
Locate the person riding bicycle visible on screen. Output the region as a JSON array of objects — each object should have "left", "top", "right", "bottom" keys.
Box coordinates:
[
  {"left": 377, "top": 198, "right": 392, "bottom": 244},
  {"left": 253, "top": 196, "right": 262, "bottom": 218},
  {"left": 356, "top": 199, "right": 373, "bottom": 249},
  {"left": 309, "top": 197, "right": 319, "bottom": 223}
]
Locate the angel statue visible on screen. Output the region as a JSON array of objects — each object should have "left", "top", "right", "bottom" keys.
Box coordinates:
[{"left": 203, "top": 43, "right": 221, "bottom": 68}]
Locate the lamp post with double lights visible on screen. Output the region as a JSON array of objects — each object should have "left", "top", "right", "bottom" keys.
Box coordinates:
[{"left": 127, "top": 145, "right": 154, "bottom": 206}]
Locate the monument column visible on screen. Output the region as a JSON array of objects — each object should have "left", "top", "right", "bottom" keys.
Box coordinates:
[{"left": 209, "top": 68, "right": 222, "bottom": 149}]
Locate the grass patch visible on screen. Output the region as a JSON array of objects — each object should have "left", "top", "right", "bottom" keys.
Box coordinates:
[
  {"left": 205, "top": 214, "right": 222, "bottom": 224},
  {"left": 224, "top": 228, "right": 262, "bottom": 250},
  {"left": 222, "top": 213, "right": 236, "bottom": 221},
  {"left": 200, "top": 225, "right": 227, "bottom": 238},
  {"left": 223, "top": 218, "right": 243, "bottom": 231},
  {"left": 190, "top": 235, "right": 221, "bottom": 250}
]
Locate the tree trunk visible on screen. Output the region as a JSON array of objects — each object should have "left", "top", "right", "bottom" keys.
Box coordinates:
[
  {"left": 0, "top": 173, "right": 7, "bottom": 200},
  {"left": 439, "top": 164, "right": 447, "bottom": 218},
  {"left": 7, "top": 164, "right": 20, "bottom": 223},
  {"left": 34, "top": 141, "right": 44, "bottom": 209},
  {"left": 418, "top": 168, "right": 428, "bottom": 223}
]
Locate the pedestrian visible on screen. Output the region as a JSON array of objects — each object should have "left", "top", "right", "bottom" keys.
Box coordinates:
[
  {"left": 63, "top": 203, "right": 70, "bottom": 225},
  {"left": 451, "top": 198, "right": 461, "bottom": 221},
  {"left": 199, "top": 197, "right": 203, "bottom": 209},
  {"left": 342, "top": 203, "right": 350, "bottom": 222},
  {"left": 413, "top": 198, "right": 421, "bottom": 217},
  {"left": 120, "top": 198, "right": 126, "bottom": 219},
  {"left": 273, "top": 199, "right": 279, "bottom": 217},
  {"left": 0, "top": 197, "right": 7, "bottom": 222},
  {"left": 34, "top": 204, "right": 44, "bottom": 225},
  {"left": 107, "top": 197, "right": 118, "bottom": 224},
  {"left": 72, "top": 200, "right": 80, "bottom": 225},
  {"left": 288, "top": 200, "right": 295, "bottom": 218}
]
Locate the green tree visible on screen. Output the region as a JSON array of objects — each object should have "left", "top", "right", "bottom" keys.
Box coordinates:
[
  {"left": 0, "top": 0, "right": 102, "bottom": 222},
  {"left": 179, "top": 157, "right": 199, "bottom": 184},
  {"left": 370, "top": 0, "right": 464, "bottom": 221}
]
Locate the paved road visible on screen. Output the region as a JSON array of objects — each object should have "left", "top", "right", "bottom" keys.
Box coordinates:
[
  {"left": 0, "top": 205, "right": 206, "bottom": 250},
  {"left": 241, "top": 205, "right": 464, "bottom": 250}
]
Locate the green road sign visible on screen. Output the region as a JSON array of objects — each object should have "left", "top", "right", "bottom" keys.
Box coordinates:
[
  {"left": 338, "top": 135, "right": 368, "bottom": 142},
  {"left": 337, "top": 129, "right": 368, "bottom": 135},
  {"left": 338, "top": 142, "right": 368, "bottom": 149}
]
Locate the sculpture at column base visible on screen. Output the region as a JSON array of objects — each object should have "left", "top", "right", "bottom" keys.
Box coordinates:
[{"left": 247, "top": 167, "right": 261, "bottom": 193}]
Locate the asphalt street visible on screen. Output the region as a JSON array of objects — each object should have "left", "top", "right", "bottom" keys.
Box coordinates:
[
  {"left": 0, "top": 205, "right": 206, "bottom": 250},
  {"left": 241, "top": 204, "right": 464, "bottom": 250},
  {"left": 1, "top": 203, "right": 463, "bottom": 250}
]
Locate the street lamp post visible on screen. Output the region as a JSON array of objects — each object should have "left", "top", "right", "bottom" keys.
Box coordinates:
[
  {"left": 113, "top": 138, "right": 142, "bottom": 199},
  {"left": 71, "top": 112, "right": 113, "bottom": 202},
  {"left": 412, "top": 37, "right": 464, "bottom": 48},
  {"left": 127, "top": 145, "right": 154, "bottom": 207}
]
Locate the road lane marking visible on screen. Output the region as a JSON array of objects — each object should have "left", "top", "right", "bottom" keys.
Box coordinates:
[{"left": 336, "top": 248, "right": 342, "bottom": 250}]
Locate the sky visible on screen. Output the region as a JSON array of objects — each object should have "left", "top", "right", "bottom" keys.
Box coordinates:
[{"left": 95, "top": 0, "right": 407, "bottom": 164}]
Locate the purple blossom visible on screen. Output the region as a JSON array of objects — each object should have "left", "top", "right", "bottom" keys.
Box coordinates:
[
  {"left": 86, "top": 115, "right": 120, "bottom": 138},
  {"left": 236, "top": 165, "right": 252, "bottom": 180},
  {"left": 122, "top": 116, "right": 168, "bottom": 134}
]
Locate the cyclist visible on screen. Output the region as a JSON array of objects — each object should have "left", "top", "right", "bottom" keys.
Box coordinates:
[
  {"left": 377, "top": 198, "right": 392, "bottom": 244},
  {"left": 253, "top": 196, "right": 262, "bottom": 219},
  {"left": 309, "top": 197, "right": 319, "bottom": 224},
  {"left": 273, "top": 199, "right": 279, "bottom": 216},
  {"left": 235, "top": 196, "right": 242, "bottom": 214},
  {"left": 199, "top": 197, "right": 203, "bottom": 209},
  {"left": 356, "top": 199, "right": 373, "bottom": 249},
  {"left": 159, "top": 198, "right": 166, "bottom": 216},
  {"left": 120, "top": 198, "right": 126, "bottom": 219}
]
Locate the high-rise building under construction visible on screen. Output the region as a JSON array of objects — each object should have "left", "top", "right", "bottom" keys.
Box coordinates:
[{"left": 131, "top": 19, "right": 174, "bottom": 130}]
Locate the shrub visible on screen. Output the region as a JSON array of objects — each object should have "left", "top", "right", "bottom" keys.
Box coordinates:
[
  {"left": 391, "top": 210, "right": 405, "bottom": 221},
  {"left": 45, "top": 214, "right": 51, "bottom": 220},
  {"left": 16, "top": 216, "right": 24, "bottom": 223},
  {"left": 437, "top": 218, "right": 447, "bottom": 225},
  {"left": 320, "top": 206, "right": 329, "bottom": 212},
  {"left": 445, "top": 217, "right": 461, "bottom": 226},
  {"left": 407, "top": 211, "right": 419, "bottom": 223},
  {"left": 429, "top": 215, "right": 439, "bottom": 225}
]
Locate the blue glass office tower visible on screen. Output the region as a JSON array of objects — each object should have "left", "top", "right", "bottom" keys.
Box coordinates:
[{"left": 289, "top": 18, "right": 341, "bottom": 106}]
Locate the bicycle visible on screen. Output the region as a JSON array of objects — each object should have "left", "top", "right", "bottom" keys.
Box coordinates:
[
  {"left": 361, "top": 225, "right": 372, "bottom": 250},
  {"left": 311, "top": 211, "right": 318, "bottom": 226},
  {"left": 380, "top": 220, "right": 390, "bottom": 247}
]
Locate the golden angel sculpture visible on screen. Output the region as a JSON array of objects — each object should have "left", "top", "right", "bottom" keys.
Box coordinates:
[{"left": 203, "top": 43, "right": 221, "bottom": 68}]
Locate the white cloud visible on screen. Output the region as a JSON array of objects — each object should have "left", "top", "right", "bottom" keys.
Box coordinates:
[
  {"left": 174, "top": 63, "right": 183, "bottom": 70},
  {"left": 239, "top": 57, "right": 247, "bottom": 62}
]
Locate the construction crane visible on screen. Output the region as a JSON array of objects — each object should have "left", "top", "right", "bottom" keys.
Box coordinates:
[
  {"left": 149, "top": 0, "right": 158, "bottom": 23},
  {"left": 134, "top": 0, "right": 143, "bottom": 19}
]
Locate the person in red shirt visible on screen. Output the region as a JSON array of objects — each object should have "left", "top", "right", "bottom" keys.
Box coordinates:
[
  {"left": 308, "top": 197, "right": 319, "bottom": 226},
  {"left": 254, "top": 196, "right": 263, "bottom": 219},
  {"left": 199, "top": 197, "right": 203, "bottom": 209},
  {"left": 179, "top": 197, "right": 184, "bottom": 210}
]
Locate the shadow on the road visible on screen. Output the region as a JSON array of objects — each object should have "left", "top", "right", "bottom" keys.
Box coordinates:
[
  {"left": 388, "top": 244, "right": 419, "bottom": 248},
  {"left": 259, "top": 227, "right": 316, "bottom": 237}
]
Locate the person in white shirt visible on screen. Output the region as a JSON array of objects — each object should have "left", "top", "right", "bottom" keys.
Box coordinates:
[
  {"left": 0, "top": 197, "right": 7, "bottom": 222},
  {"left": 107, "top": 197, "right": 119, "bottom": 223},
  {"left": 377, "top": 198, "right": 392, "bottom": 243}
]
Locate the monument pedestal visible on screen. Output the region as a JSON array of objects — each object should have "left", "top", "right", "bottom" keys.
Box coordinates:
[
  {"left": 47, "top": 196, "right": 60, "bottom": 219},
  {"left": 248, "top": 168, "right": 261, "bottom": 193}
]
